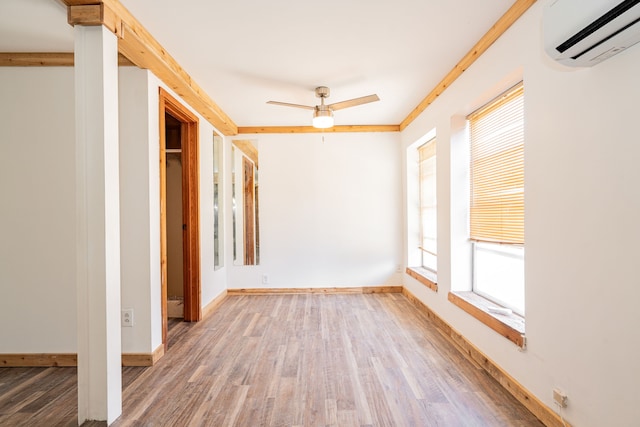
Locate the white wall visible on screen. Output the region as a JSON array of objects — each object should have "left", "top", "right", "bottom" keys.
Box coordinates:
[
  {"left": 228, "top": 132, "right": 403, "bottom": 289},
  {"left": 401, "top": 2, "right": 640, "bottom": 426},
  {"left": 194, "top": 95, "right": 228, "bottom": 307},
  {"left": 120, "top": 70, "right": 229, "bottom": 353},
  {"left": 0, "top": 66, "right": 166, "bottom": 355},
  {"left": 0, "top": 66, "right": 228, "bottom": 355},
  {"left": 118, "top": 67, "right": 161, "bottom": 353},
  {"left": 0, "top": 68, "right": 77, "bottom": 352}
]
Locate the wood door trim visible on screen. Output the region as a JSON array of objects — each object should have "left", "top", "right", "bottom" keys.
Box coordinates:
[
  {"left": 159, "top": 88, "right": 201, "bottom": 350},
  {"left": 242, "top": 156, "right": 256, "bottom": 265}
]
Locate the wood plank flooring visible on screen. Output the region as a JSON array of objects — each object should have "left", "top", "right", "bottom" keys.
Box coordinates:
[{"left": 0, "top": 293, "right": 544, "bottom": 426}]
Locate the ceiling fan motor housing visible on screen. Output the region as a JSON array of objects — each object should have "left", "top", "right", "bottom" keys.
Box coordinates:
[{"left": 315, "top": 86, "right": 330, "bottom": 99}]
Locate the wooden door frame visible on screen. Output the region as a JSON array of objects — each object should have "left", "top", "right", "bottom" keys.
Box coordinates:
[
  {"left": 242, "top": 156, "right": 256, "bottom": 265},
  {"left": 159, "top": 88, "right": 201, "bottom": 350}
]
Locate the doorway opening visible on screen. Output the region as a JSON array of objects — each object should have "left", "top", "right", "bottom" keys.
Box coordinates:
[{"left": 159, "top": 88, "right": 201, "bottom": 350}]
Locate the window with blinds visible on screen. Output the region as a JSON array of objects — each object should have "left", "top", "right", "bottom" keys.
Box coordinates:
[
  {"left": 468, "top": 83, "right": 524, "bottom": 245},
  {"left": 419, "top": 139, "right": 437, "bottom": 272},
  {"left": 467, "top": 82, "right": 525, "bottom": 315}
]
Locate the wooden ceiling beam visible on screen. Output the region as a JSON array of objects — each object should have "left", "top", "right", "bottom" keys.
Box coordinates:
[
  {"left": 232, "top": 140, "right": 259, "bottom": 168},
  {"left": 0, "top": 52, "right": 133, "bottom": 66},
  {"left": 399, "top": 0, "right": 537, "bottom": 131},
  {"left": 0, "top": 52, "right": 74, "bottom": 66},
  {"left": 7, "top": 1, "right": 534, "bottom": 136},
  {"left": 61, "top": 0, "right": 238, "bottom": 136},
  {"left": 237, "top": 125, "right": 400, "bottom": 134},
  {"left": 67, "top": 3, "right": 120, "bottom": 33}
]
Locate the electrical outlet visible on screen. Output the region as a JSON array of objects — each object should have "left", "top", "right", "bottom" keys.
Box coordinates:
[
  {"left": 121, "top": 309, "right": 134, "bottom": 327},
  {"left": 262, "top": 274, "right": 269, "bottom": 284},
  {"left": 553, "top": 388, "right": 568, "bottom": 408},
  {"left": 396, "top": 264, "right": 402, "bottom": 273}
]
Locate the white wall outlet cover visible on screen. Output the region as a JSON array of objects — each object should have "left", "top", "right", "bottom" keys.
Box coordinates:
[{"left": 121, "top": 309, "right": 134, "bottom": 327}]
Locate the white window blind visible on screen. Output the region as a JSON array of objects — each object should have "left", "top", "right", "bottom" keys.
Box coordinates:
[{"left": 468, "top": 83, "right": 524, "bottom": 245}]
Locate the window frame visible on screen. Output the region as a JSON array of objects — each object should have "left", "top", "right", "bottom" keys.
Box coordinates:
[
  {"left": 448, "top": 81, "right": 526, "bottom": 348},
  {"left": 418, "top": 138, "right": 437, "bottom": 274},
  {"left": 472, "top": 241, "right": 525, "bottom": 316},
  {"left": 468, "top": 82, "right": 525, "bottom": 313},
  {"left": 406, "top": 129, "right": 438, "bottom": 293}
]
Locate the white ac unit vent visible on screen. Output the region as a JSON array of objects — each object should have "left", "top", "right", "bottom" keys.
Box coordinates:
[{"left": 544, "top": 0, "right": 640, "bottom": 67}]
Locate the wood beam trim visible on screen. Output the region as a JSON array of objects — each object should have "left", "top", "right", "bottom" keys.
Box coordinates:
[
  {"left": 62, "top": 0, "right": 105, "bottom": 5},
  {"left": 232, "top": 140, "right": 259, "bottom": 168},
  {"left": 67, "top": 4, "right": 103, "bottom": 26},
  {"left": 67, "top": 3, "right": 121, "bottom": 36},
  {"left": 0, "top": 52, "right": 74, "bottom": 66},
  {"left": 62, "top": 0, "right": 238, "bottom": 135},
  {"left": 0, "top": 52, "right": 134, "bottom": 67},
  {"left": 237, "top": 125, "right": 400, "bottom": 134},
  {"left": 59, "top": 0, "right": 535, "bottom": 136},
  {"left": 399, "top": 0, "right": 537, "bottom": 131},
  {"left": 118, "top": 21, "right": 237, "bottom": 135},
  {"left": 108, "top": 0, "right": 236, "bottom": 135}
]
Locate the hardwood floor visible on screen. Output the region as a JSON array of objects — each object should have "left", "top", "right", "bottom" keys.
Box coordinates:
[{"left": 0, "top": 293, "right": 544, "bottom": 426}]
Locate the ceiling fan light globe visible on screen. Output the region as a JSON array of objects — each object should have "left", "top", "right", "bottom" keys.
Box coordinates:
[
  {"left": 312, "top": 116, "right": 334, "bottom": 129},
  {"left": 313, "top": 109, "right": 334, "bottom": 129}
]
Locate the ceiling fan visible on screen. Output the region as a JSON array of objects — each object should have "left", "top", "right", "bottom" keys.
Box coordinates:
[{"left": 267, "top": 86, "right": 380, "bottom": 129}]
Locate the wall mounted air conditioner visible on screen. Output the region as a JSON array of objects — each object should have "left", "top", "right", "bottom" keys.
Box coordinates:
[{"left": 544, "top": 0, "right": 640, "bottom": 67}]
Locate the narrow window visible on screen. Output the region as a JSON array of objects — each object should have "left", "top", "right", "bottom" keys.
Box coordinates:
[
  {"left": 419, "top": 139, "right": 437, "bottom": 273},
  {"left": 468, "top": 83, "right": 524, "bottom": 315},
  {"left": 213, "top": 132, "right": 224, "bottom": 269}
]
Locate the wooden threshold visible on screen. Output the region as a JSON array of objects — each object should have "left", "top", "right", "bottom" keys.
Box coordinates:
[
  {"left": 402, "top": 288, "right": 569, "bottom": 427},
  {"left": 228, "top": 286, "right": 403, "bottom": 296}
]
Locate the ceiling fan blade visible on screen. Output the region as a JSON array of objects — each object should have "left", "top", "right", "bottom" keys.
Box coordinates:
[
  {"left": 267, "top": 100, "right": 315, "bottom": 110},
  {"left": 328, "top": 94, "right": 380, "bottom": 111}
]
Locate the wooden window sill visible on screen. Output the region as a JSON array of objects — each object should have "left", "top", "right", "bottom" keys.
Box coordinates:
[
  {"left": 448, "top": 291, "right": 525, "bottom": 348},
  {"left": 406, "top": 267, "right": 438, "bottom": 292}
]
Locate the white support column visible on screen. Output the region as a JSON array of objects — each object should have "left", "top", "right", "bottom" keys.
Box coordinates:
[{"left": 74, "top": 25, "right": 122, "bottom": 425}]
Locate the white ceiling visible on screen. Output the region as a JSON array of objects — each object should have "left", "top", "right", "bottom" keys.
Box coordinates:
[{"left": 0, "top": 0, "right": 515, "bottom": 128}]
